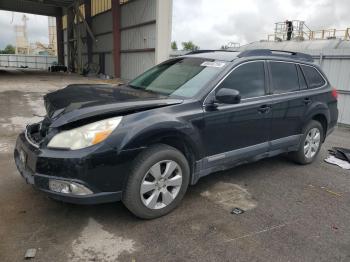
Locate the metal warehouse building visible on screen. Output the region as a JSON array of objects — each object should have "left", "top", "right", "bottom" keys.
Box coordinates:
[
  {"left": 236, "top": 40, "right": 350, "bottom": 126},
  {"left": 0, "top": 0, "right": 172, "bottom": 80}
]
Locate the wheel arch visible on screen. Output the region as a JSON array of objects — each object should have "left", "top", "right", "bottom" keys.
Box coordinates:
[
  {"left": 311, "top": 114, "right": 328, "bottom": 142},
  {"left": 121, "top": 129, "right": 203, "bottom": 183}
]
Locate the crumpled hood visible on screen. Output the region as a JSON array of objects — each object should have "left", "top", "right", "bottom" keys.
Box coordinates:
[{"left": 43, "top": 84, "right": 183, "bottom": 128}]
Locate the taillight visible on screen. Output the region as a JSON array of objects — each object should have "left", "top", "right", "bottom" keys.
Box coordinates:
[{"left": 331, "top": 87, "right": 338, "bottom": 100}]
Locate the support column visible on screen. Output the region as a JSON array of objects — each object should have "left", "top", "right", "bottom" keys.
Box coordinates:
[
  {"left": 155, "top": 0, "right": 173, "bottom": 64},
  {"left": 84, "top": 0, "right": 93, "bottom": 64},
  {"left": 67, "top": 7, "right": 75, "bottom": 72},
  {"left": 112, "top": 0, "right": 121, "bottom": 78},
  {"left": 56, "top": 15, "right": 64, "bottom": 65}
]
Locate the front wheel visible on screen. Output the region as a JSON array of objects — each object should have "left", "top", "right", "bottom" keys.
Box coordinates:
[
  {"left": 122, "top": 144, "right": 190, "bottom": 219},
  {"left": 289, "top": 120, "right": 324, "bottom": 164}
]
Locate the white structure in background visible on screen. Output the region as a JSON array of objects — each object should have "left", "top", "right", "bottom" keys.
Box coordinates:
[
  {"left": 14, "top": 14, "right": 57, "bottom": 55},
  {"left": 15, "top": 14, "right": 30, "bottom": 54},
  {"left": 48, "top": 17, "right": 57, "bottom": 55}
]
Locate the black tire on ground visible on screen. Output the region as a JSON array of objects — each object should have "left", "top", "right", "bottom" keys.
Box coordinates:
[
  {"left": 289, "top": 120, "right": 324, "bottom": 165},
  {"left": 122, "top": 144, "right": 190, "bottom": 219}
]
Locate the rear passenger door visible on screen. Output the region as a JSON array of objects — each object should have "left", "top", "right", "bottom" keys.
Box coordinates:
[{"left": 268, "top": 61, "right": 308, "bottom": 150}]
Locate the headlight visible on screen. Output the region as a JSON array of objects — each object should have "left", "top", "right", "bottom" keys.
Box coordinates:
[{"left": 47, "top": 116, "right": 122, "bottom": 150}]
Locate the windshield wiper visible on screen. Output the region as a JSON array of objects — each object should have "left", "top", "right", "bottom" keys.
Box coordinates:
[
  {"left": 128, "top": 84, "right": 165, "bottom": 96},
  {"left": 128, "top": 84, "right": 141, "bottom": 89}
]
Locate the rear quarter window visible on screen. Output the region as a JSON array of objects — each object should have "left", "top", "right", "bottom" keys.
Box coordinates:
[{"left": 301, "top": 65, "right": 326, "bottom": 88}]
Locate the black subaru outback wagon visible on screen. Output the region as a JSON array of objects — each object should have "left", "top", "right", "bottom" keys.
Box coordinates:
[{"left": 14, "top": 49, "right": 338, "bottom": 219}]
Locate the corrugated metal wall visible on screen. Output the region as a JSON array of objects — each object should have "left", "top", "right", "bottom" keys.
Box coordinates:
[
  {"left": 120, "top": 0, "right": 157, "bottom": 80},
  {"left": 316, "top": 51, "right": 350, "bottom": 125},
  {"left": 62, "top": 9, "right": 114, "bottom": 77},
  {"left": 90, "top": 10, "right": 114, "bottom": 77},
  {"left": 237, "top": 40, "right": 350, "bottom": 125},
  {"left": 62, "top": 0, "right": 159, "bottom": 80}
]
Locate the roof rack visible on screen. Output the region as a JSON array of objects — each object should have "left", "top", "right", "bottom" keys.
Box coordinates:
[
  {"left": 186, "top": 49, "right": 239, "bottom": 55},
  {"left": 237, "top": 49, "right": 314, "bottom": 62}
]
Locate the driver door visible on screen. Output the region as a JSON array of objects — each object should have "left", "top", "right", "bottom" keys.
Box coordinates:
[{"left": 202, "top": 61, "right": 272, "bottom": 167}]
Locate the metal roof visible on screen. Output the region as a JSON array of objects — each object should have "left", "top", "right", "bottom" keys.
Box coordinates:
[
  {"left": 0, "top": 0, "right": 74, "bottom": 16},
  {"left": 234, "top": 39, "right": 350, "bottom": 52}
]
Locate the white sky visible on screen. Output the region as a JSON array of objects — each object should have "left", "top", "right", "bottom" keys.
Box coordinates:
[
  {"left": 0, "top": 0, "right": 349, "bottom": 49},
  {"left": 172, "top": 0, "right": 350, "bottom": 49}
]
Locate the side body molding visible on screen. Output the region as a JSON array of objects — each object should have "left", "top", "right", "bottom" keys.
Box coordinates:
[{"left": 191, "top": 134, "right": 302, "bottom": 185}]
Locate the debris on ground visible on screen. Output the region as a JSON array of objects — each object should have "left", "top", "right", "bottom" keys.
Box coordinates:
[
  {"left": 24, "top": 248, "right": 37, "bottom": 259},
  {"left": 231, "top": 207, "right": 245, "bottom": 215},
  {"left": 332, "top": 225, "right": 339, "bottom": 231},
  {"left": 98, "top": 73, "right": 112, "bottom": 80},
  {"left": 324, "top": 156, "right": 350, "bottom": 170},
  {"left": 308, "top": 184, "right": 342, "bottom": 197},
  {"left": 325, "top": 147, "right": 350, "bottom": 170},
  {"left": 329, "top": 147, "right": 350, "bottom": 162},
  {"left": 320, "top": 186, "right": 343, "bottom": 197}
]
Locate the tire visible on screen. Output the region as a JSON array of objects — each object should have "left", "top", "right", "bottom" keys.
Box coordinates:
[
  {"left": 122, "top": 144, "right": 190, "bottom": 219},
  {"left": 289, "top": 120, "right": 324, "bottom": 165}
]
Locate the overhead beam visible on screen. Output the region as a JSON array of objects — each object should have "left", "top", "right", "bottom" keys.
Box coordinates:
[
  {"left": 19, "top": 0, "right": 73, "bottom": 8},
  {"left": 0, "top": 0, "right": 61, "bottom": 16}
]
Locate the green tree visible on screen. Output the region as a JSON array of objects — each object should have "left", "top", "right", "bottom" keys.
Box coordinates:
[
  {"left": 0, "top": 44, "right": 16, "bottom": 54},
  {"left": 182, "top": 41, "right": 200, "bottom": 51},
  {"left": 171, "top": 41, "right": 178, "bottom": 50}
]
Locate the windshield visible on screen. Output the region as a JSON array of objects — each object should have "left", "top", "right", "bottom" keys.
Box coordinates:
[{"left": 128, "top": 58, "right": 227, "bottom": 98}]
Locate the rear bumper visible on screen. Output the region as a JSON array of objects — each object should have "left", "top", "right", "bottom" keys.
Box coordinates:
[{"left": 14, "top": 132, "right": 127, "bottom": 205}]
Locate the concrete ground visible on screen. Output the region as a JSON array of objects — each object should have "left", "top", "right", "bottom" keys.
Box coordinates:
[{"left": 1, "top": 68, "right": 350, "bottom": 262}]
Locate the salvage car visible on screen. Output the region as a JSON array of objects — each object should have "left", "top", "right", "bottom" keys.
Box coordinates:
[{"left": 14, "top": 49, "right": 338, "bottom": 219}]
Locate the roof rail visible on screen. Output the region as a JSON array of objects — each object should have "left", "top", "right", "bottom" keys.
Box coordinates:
[
  {"left": 186, "top": 49, "right": 239, "bottom": 55},
  {"left": 237, "top": 49, "right": 314, "bottom": 62}
]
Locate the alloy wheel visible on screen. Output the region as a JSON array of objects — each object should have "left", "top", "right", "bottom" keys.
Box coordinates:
[
  {"left": 140, "top": 160, "right": 183, "bottom": 209},
  {"left": 304, "top": 128, "right": 321, "bottom": 159}
]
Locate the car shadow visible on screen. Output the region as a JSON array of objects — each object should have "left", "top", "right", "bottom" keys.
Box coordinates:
[{"left": 47, "top": 154, "right": 298, "bottom": 222}]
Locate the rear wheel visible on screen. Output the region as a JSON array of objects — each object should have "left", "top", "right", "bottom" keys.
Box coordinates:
[
  {"left": 122, "top": 144, "right": 190, "bottom": 219},
  {"left": 289, "top": 120, "right": 323, "bottom": 164}
]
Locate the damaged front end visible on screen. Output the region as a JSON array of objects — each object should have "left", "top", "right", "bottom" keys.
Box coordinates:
[
  {"left": 13, "top": 84, "right": 183, "bottom": 204},
  {"left": 25, "top": 84, "right": 183, "bottom": 150},
  {"left": 24, "top": 117, "right": 53, "bottom": 148}
]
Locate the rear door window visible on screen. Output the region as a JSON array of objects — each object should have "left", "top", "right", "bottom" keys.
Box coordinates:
[
  {"left": 270, "top": 62, "right": 299, "bottom": 94},
  {"left": 300, "top": 65, "right": 326, "bottom": 88}
]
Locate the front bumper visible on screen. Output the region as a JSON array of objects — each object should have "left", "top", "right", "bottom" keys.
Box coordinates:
[{"left": 14, "top": 132, "right": 130, "bottom": 205}]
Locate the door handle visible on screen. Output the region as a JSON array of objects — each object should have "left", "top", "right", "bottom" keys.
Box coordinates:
[
  {"left": 258, "top": 105, "right": 271, "bottom": 114},
  {"left": 304, "top": 98, "right": 312, "bottom": 105}
]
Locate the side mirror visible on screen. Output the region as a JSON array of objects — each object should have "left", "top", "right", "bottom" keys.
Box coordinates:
[{"left": 215, "top": 88, "right": 241, "bottom": 104}]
